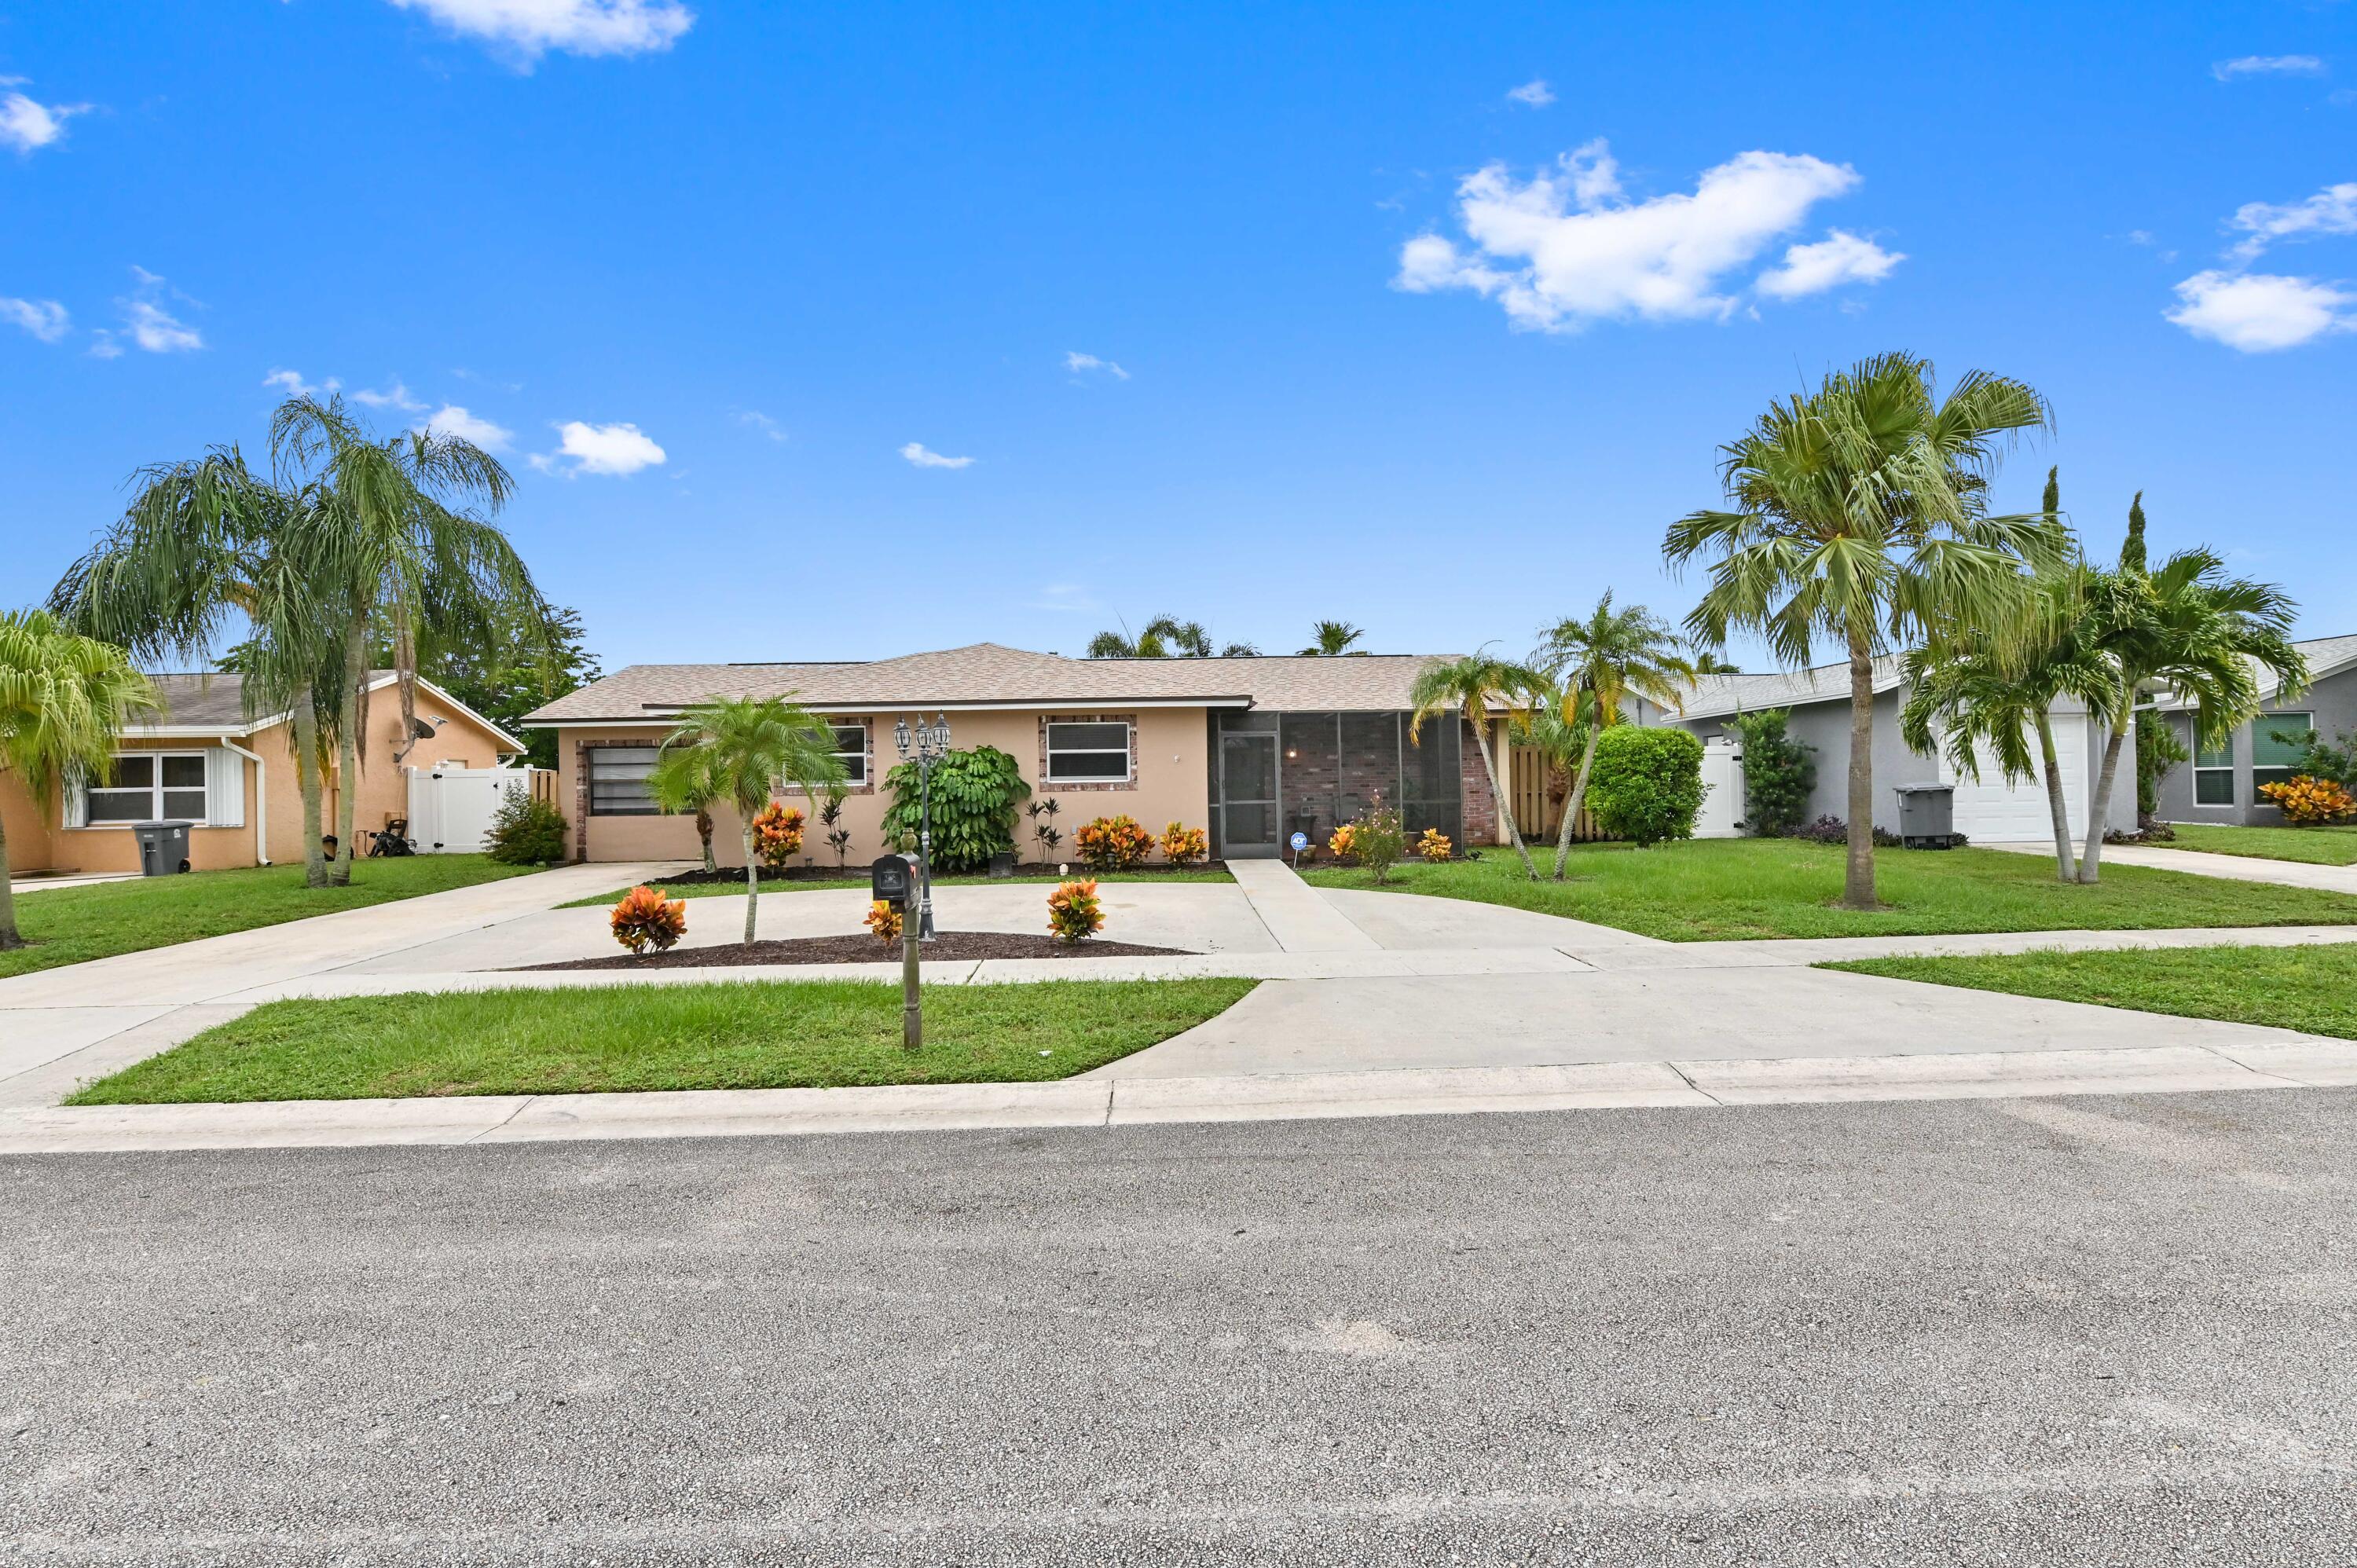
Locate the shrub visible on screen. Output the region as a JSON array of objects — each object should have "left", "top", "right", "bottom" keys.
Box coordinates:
[
  {"left": 1027, "top": 797, "right": 1065, "bottom": 863},
  {"left": 610, "top": 885, "right": 687, "bottom": 954},
  {"left": 751, "top": 802, "right": 805, "bottom": 868},
  {"left": 1723, "top": 709, "right": 1815, "bottom": 837},
  {"left": 2272, "top": 727, "right": 2357, "bottom": 790},
  {"left": 864, "top": 899, "right": 904, "bottom": 944},
  {"left": 1347, "top": 796, "right": 1406, "bottom": 884},
  {"left": 1586, "top": 726, "right": 1706, "bottom": 847},
  {"left": 1794, "top": 814, "right": 1848, "bottom": 844},
  {"left": 1076, "top": 813, "right": 1154, "bottom": 871},
  {"left": 818, "top": 791, "right": 852, "bottom": 868},
  {"left": 1159, "top": 821, "right": 1208, "bottom": 867},
  {"left": 880, "top": 746, "right": 1032, "bottom": 872},
  {"left": 1328, "top": 822, "right": 1356, "bottom": 859},
  {"left": 2260, "top": 774, "right": 2357, "bottom": 825},
  {"left": 1046, "top": 878, "right": 1105, "bottom": 943},
  {"left": 1417, "top": 826, "right": 1452, "bottom": 863},
  {"left": 2136, "top": 718, "right": 2190, "bottom": 819},
  {"left": 485, "top": 791, "right": 570, "bottom": 865}
]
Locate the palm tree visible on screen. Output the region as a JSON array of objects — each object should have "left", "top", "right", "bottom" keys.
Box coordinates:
[
  {"left": 1408, "top": 651, "right": 1546, "bottom": 879},
  {"left": 1664, "top": 352, "right": 2058, "bottom": 910},
  {"left": 2073, "top": 498, "right": 2303, "bottom": 883},
  {"left": 1533, "top": 594, "right": 1697, "bottom": 879},
  {"left": 1087, "top": 615, "right": 1255, "bottom": 658},
  {"left": 270, "top": 394, "right": 544, "bottom": 886},
  {"left": 1299, "top": 620, "right": 1366, "bottom": 656},
  {"left": 660, "top": 695, "right": 847, "bottom": 943},
  {"left": 644, "top": 739, "right": 723, "bottom": 875},
  {"left": 1509, "top": 698, "right": 1593, "bottom": 852},
  {"left": 0, "top": 611, "right": 156, "bottom": 948},
  {"left": 53, "top": 449, "right": 346, "bottom": 888},
  {"left": 1689, "top": 651, "right": 1743, "bottom": 675}
]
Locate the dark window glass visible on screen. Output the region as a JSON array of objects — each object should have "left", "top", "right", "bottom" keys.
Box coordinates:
[
  {"left": 589, "top": 746, "right": 662, "bottom": 816},
  {"left": 2194, "top": 769, "right": 2235, "bottom": 805},
  {"left": 1045, "top": 722, "right": 1131, "bottom": 782}
]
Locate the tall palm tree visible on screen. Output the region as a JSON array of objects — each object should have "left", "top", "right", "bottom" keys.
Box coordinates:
[
  {"left": 1087, "top": 615, "right": 1255, "bottom": 658},
  {"left": 1689, "top": 651, "right": 1743, "bottom": 675},
  {"left": 271, "top": 395, "right": 545, "bottom": 886},
  {"left": 660, "top": 695, "right": 847, "bottom": 943},
  {"left": 1299, "top": 620, "right": 1365, "bottom": 656},
  {"left": 644, "top": 738, "right": 723, "bottom": 875},
  {"left": 0, "top": 611, "right": 157, "bottom": 949},
  {"left": 1664, "top": 352, "right": 2058, "bottom": 910},
  {"left": 1408, "top": 651, "right": 1546, "bottom": 880},
  {"left": 2073, "top": 499, "right": 2302, "bottom": 883},
  {"left": 53, "top": 449, "right": 347, "bottom": 888},
  {"left": 1508, "top": 698, "right": 1593, "bottom": 852},
  {"left": 1534, "top": 593, "right": 1698, "bottom": 879}
]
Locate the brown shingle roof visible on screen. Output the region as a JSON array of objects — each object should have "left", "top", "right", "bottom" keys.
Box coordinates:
[{"left": 522, "top": 642, "right": 1468, "bottom": 724}]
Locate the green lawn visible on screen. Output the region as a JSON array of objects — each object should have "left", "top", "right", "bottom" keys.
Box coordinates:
[
  {"left": 560, "top": 865, "right": 1234, "bottom": 909},
  {"left": 64, "top": 976, "right": 1258, "bottom": 1104},
  {"left": 2167, "top": 822, "right": 2357, "bottom": 867},
  {"left": 0, "top": 855, "right": 541, "bottom": 980},
  {"left": 1298, "top": 837, "right": 2357, "bottom": 941},
  {"left": 1824, "top": 941, "right": 2357, "bottom": 1040}
]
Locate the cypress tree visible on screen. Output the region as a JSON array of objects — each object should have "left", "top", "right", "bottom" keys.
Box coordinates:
[{"left": 2121, "top": 491, "right": 2148, "bottom": 573}]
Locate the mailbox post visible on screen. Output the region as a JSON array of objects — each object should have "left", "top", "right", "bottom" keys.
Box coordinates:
[
  {"left": 872, "top": 853, "right": 922, "bottom": 1049},
  {"left": 893, "top": 713, "right": 951, "bottom": 940}
]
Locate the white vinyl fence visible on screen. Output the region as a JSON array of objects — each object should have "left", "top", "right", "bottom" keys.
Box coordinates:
[{"left": 404, "top": 764, "right": 535, "bottom": 853}]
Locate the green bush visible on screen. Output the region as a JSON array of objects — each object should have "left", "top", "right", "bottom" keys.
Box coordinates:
[
  {"left": 879, "top": 746, "right": 1032, "bottom": 872},
  {"left": 1586, "top": 727, "right": 1706, "bottom": 848},
  {"left": 1347, "top": 796, "right": 1406, "bottom": 884},
  {"left": 485, "top": 790, "right": 570, "bottom": 865},
  {"left": 1724, "top": 709, "right": 1815, "bottom": 836}
]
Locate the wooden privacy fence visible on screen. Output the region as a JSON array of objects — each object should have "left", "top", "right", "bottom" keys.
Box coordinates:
[
  {"left": 1508, "top": 744, "right": 1606, "bottom": 843},
  {"left": 526, "top": 768, "right": 560, "bottom": 806}
]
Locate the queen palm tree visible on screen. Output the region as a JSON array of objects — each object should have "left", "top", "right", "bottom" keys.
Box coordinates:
[
  {"left": 271, "top": 394, "right": 545, "bottom": 886},
  {"left": 1408, "top": 651, "right": 1546, "bottom": 879},
  {"left": 1299, "top": 620, "right": 1365, "bottom": 656},
  {"left": 645, "top": 738, "right": 723, "bottom": 875},
  {"left": 53, "top": 449, "right": 347, "bottom": 888},
  {"left": 0, "top": 611, "right": 157, "bottom": 949},
  {"left": 1534, "top": 594, "right": 1697, "bottom": 879},
  {"left": 660, "top": 695, "right": 847, "bottom": 943},
  {"left": 1664, "top": 353, "right": 2058, "bottom": 910}
]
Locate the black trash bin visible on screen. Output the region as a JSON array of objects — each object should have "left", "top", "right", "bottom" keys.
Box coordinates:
[{"left": 133, "top": 819, "right": 195, "bottom": 876}]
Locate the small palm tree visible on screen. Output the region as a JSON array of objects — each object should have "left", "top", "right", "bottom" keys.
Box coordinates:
[
  {"left": 1665, "top": 352, "right": 2058, "bottom": 909},
  {"left": 1534, "top": 593, "right": 1697, "bottom": 879},
  {"left": 1299, "top": 620, "right": 1365, "bottom": 656},
  {"left": 0, "top": 611, "right": 157, "bottom": 949},
  {"left": 661, "top": 695, "right": 847, "bottom": 943},
  {"left": 644, "top": 740, "right": 723, "bottom": 875},
  {"left": 1408, "top": 651, "right": 1546, "bottom": 879},
  {"left": 1689, "top": 651, "right": 1743, "bottom": 675}
]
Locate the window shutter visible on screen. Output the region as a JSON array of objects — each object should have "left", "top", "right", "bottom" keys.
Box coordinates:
[
  {"left": 203, "top": 746, "right": 245, "bottom": 828},
  {"left": 61, "top": 765, "right": 88, "bottom": 829}
]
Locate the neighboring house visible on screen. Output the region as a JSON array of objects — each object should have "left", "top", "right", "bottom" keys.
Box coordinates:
[
  {"left": 2149, "top": 632, "right": 2357, "bottom": 826},
  {"left": 522, "top": 642, "right": 1509, "bottom": 864},
  {"left": 0, "top": 671, "right": 522, "bottom": 875},
  {"left": 1629, "top": 657, "right": 2137, "bottom": 843}
]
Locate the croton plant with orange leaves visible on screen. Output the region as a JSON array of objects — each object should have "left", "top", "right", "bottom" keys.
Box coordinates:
[
  {"left": 610, "top": 885, "right": 687, "bottom": 954},
  {"left": 752, "top": 802, "right": 806, "bottom": 868}
]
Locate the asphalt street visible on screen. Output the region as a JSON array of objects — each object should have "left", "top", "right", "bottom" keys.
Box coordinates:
[{"left": 6, "top": 1089, "right": 2357, "bottom": 1566}]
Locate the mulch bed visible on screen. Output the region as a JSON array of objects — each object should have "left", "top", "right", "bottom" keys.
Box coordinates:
[
  {"left": 635, "top": 863, "right": 1227, "bottom": 888},
  {"left": 517, "top": 932, "right": 1197, "bottom": 971}
]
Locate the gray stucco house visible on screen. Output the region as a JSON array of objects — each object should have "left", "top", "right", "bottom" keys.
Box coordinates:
[
  {"left": 2149, "top": 632, "right": 2357, "bottom": 826},
  {"left": 1629, "top": 657, "right": 2137, "bottom": 843}
]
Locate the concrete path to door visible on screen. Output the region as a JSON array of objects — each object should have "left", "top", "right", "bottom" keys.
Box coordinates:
[{"left": 1986, "top": 837, "right": 2357, "bottom": 894}]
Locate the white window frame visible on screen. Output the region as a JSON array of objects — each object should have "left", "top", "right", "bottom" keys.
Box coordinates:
[
  {"left": 79, "top": 750, "right": 211, "bottom": 827},
  {"left": 830, "top": 723, "right": 870, "bottom": 786},
  {"left": 2192, "top": 731, "right": 2235, "bottom": 808},
  {"left": 1044, "top": 720, "right": 1134, "bottom": 785}
]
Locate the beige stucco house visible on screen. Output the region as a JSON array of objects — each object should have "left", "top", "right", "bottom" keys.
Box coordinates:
[
  {"left": 1, "top": 672, "right": 522, "bottom": 875},
  {"left": 524, "top": 643, "right": 1508, "bottom": 865}
]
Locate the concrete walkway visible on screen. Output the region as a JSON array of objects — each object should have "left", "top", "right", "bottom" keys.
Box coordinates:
[
  {"left": 1987, "top": 837, "right": 2357, "bottom": 894},
  {"left": 1225, "top": 857, "right": 1381, "bottom": 951}
]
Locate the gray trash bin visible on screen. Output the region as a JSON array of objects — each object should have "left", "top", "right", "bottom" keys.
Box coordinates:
[
  {"left": 133, "top": 819, "right": 195, "bottom": 876},
  {"left": 1892, "top": 785, "right": 1956, "bottom": 849}
]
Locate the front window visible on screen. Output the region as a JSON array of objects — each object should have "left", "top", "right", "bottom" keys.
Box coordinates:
[
  {"left": 2194, "top": 732, "right": 2235, "bottom": 806},
  {"left": 1044, "top": 720, "right": 1131, "bottom": 783},
  {"left": 588, "top": 746, "right": 662, "bottom": 816},
  {"left": 2253, "top": 712, "right": 2313, "bottom": 795},
  {"left": 830, "top": 724, "right": 869, "bottom": 785},
  {"left": 86, "top": 753, "right": 207, "bottom": 822}
]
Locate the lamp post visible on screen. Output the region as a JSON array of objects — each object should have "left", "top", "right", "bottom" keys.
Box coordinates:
[{"left": 893, "top": 713, "right": 951, "bottom": 939}]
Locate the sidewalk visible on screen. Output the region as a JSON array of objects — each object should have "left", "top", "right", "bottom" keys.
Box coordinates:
[{"left": 1986, "top": 837, "right": 2357, "bottom": 895}]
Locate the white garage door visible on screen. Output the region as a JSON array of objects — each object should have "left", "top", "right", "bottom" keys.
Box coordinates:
[{"left": 1937, "top": 723, "right": 2087, "bottom": 843}]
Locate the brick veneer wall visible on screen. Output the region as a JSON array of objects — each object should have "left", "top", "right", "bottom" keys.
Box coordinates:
[{"left": 1460, "top": 717, "right": 1498, "bottom": 844}]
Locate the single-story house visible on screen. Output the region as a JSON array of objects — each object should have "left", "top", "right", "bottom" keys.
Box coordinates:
[
  {"left": 521, "top": 642, "right": 1511, "bottom": 864},
  {"left": 2148, "top": 632, "right": 2357, "bottom": 826},
  {"left": 0, "top": 671, "right": 522, "bottom": 875},
  {"left": 1628, "top": 656, "right": 2139, "bottom": 843}
]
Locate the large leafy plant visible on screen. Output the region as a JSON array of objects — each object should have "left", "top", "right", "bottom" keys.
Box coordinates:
[
  {"left": 1586, "top": 727, "right": 1706, "bottom": 848},
  {"left": 880, "top": 745, "right": 1032, "bottom": 872}
]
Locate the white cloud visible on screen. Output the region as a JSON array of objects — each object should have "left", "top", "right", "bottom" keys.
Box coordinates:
[
  {"left": 2212, "top": 54, "right": 2326, "bottom": 82},
  {"left": 1395, "top": 141, "right": 1880, "bottom": 330},
  {"left": 1757, "top": 229, "right": 1905, "bottom": 299},
  {"left": 93, "top": 269, "right": 202, "bottom": 356},
  {"left": 385, "top": 0, "right": 694, "bottom": 64},
  {"left": 1064, "top": 351, "right": 1129, "bottom": 379},
  {"left": 900, "top": 441, "right": 973, "bottom": 469},
  {"left": 0, "top": 297, "right": 69, "bottom": 343},
  {"left": 263, "top": 368, "right": 339, "bottom": 397},
  {"left": 2166, "top": 269, "right": 2356, "bottom": 351},
  {"left": 351, "top": 379, "right": 427, "bottom": 412},
  {"left": 419, "top": 404, "right": 515, "bottom": 451},
  {"left": 735, "top": 408, "right": 785, "bottom": 441},
  {"left": 533, "top": 419, "right": 666, "bottom": 476},
  {"left": 0, "top": 87, "right": 90, "bottom": 154},
  {"left": 1505, "top": 79, "right": 1555, "bottom": 108},
  {"left": 2227, "top": 181, "right": 2357, "bottom": 261}
]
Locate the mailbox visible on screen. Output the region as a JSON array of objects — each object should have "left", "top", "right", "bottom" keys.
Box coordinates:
[{"left": 871, "top": 852, "right": 918, "bottom": 907}]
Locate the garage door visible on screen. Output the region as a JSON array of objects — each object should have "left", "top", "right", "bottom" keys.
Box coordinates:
[{"left": 1937, "top": 722, "right": 2087, "bottom": 843}]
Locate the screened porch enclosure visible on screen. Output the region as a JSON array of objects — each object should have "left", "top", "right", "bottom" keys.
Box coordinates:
[{"left": 1209, "top": 709, "right": 1461, "bottom": 859}]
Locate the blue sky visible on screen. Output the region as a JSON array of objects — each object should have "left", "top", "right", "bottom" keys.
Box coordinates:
[{"left": 2, "top": 1, "right": 2352, "bottom": 673}]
